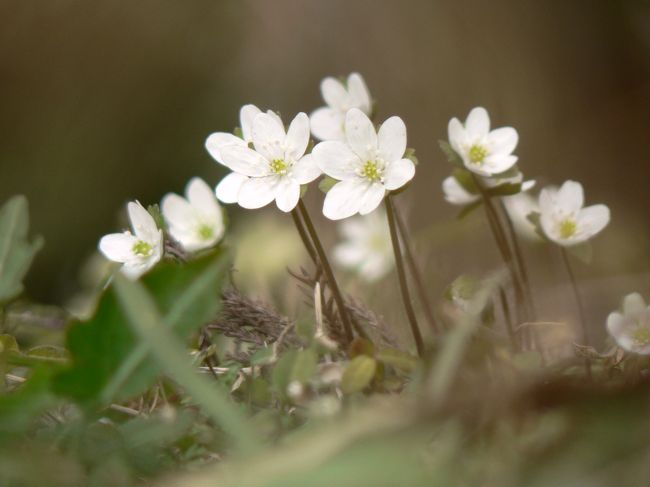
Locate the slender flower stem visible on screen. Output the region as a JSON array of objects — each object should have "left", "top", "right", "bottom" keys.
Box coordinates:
[
  {"left": 560, "top": 247, "right": 592, "bottom": 379},
  {"left": 290, "top": 208, "right": 319, "bottom": 268},
  {"left": 499, "top": 286, "right": 518, "bottom": 352},
  {"left": 385, "top": 194, "right": 424, "bottom": 356},
  {"left": 497, "top": 199, "right": 536, "bottom": 321},
  {"left": 393, "top": 205, "right": 440, "bottom": 334},
  {"left": 471, "top": 176, "right": 527, "bottom": 326},
  {"left": 297, "top": 200, "right": 354, "bottom": 344}
]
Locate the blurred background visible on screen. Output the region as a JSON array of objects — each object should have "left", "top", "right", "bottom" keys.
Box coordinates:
[{"left": 1, "top": 0, "right": 649, "bottom": 345}]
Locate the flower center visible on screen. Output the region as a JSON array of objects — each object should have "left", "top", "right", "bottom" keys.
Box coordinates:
[
  {"left": 197, "top": 224, "right": 214, "bottom": 241},
  {"left": 360, "top": 160, "right": 381, "bottom": 182},
  {"left": 270, "top": 159, "right": 288, "bottom": 175},
  {"left": 468, "top": 144, "right": 488, "bottom": 165},
  {"left": 631, "top": 327, "right": 650, "bottom": 346},
  {"left": 558, "top": 218, "right": 577, "bottom": 239},
  {"left": 132, "top": 240, "right": 153, "bottom": 257}
]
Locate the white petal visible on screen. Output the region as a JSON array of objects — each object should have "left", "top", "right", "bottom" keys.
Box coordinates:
[
  {"left": 557, "top": 180, "right": 584, "bottom": 213},
  {"left": 477, "top": 154, "right": 518, "bottom": 176},
  {"left": 252, "top": 112, "right": 286, "bottom": 161},
  {"left": 205, "top": 132, "right": 245, "bottom": 165},
  {"left": 383, "top": 158, "right": 415, "bottom": 191},
  {"left": 488, "top": 127, "right": 518, "bottom": 156},
  {"left": 275, "top": 178, "right": 301, "bottom": 212},
  {"left": 313, "top": 141, "right": 362, "bottom": 180},
  {"left": 358, "top": 183, "right": 386, "bottom": 215},
  {"left": 187, "top": 177, "right": 221, "bottom": 221},
  {"left": 291, "top": 154, "right": 321, "bottom": 184},
  {"left": 221, "top": 145, "right": 270, "bottom": 177},
  {"left": 606, "top": 312, "right": 627, "bottom": 346},
  {"left": 623, "top": 293, "right": 647, "bottom": 315},
  {"left": 161, "top": 193, "right": 196, "bottom": 235},
  {"left": 377, "top": 116, "right": 406, "bottom": 163},
  {"left": 442, "top": 176, "right": 479, "bottom": 206},
  {"left": 285, "top": 112, "right": 310, "bottom": 161},
  {"left": 321, "top": 77, "right": 348, "bottom": 109},
  {"left": 345, "top": 108, "right": 377, "bottom": 161},
  {"left": 447, "top": 118, "right": 465, "bottom": 153},
  {"left": 99, "top": 233, "right": 137, "bottom": 263},
  {"left": 538, "top": 187, "right": 556, "bottom": 217},
  {"left": 128, "top": 201, "right": 159, "bottom": 243},
  {"left": 216, "top": 172, "right": 248, "bottom": 204},
  {"left": 333, "top": 242, "right": 365, "bottom": 267},
  {"left": 237, "top": 176, "right": 279, "bottom": 209},
  {"left": 322, "top": 179, "right": 366, "bottom": 220},
  {"left": 465, "top": 107, "right": 490, "bottom": 138},
  {"left": 240, "top": 104, "right": 261, "bottom": 143},
  {"left": 310, "top": 107, "right": 344, "bottom": 141},
  {"left": 521, "top": 179, "right": 536, "bottom": 192},
  {"left": 576, "top": 204, "right": 610, "bottom": 239},
  {"left": 347, "top": 73, "right": 371, "bottom": 114}
]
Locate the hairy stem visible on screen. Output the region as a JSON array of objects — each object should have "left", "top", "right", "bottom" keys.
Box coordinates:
[
  {"left": 291, "top": 208, "right": 319, "bottom": 269},
  {"left": 385, "top": 194, "right": 424, "bottom": 356},
  {"left": 499, "top": 286, "right": 518, "bottom": 352},
  {"left": 393, "top": 206, "right": 440, "bottom": 334},
  {"left": 297, "top": 200, "right": 353, "bottom": 344},
  {"left": 560, "top": 247, "right": 592, "bottom": 379}
]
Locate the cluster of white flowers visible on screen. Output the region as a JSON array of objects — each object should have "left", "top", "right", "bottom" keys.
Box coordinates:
[
  {"left": 441, "top": 107, "right": 610, "bottom": 247},
  {"left": 99, "top": 178, "right": 225, "bottom": 279},
  {"left": 607, "top": 292, "right": 650, "bottom": 355}
]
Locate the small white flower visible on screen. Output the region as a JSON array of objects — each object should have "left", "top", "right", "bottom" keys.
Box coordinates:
[
  {"left": 205, "top": 104, "right": 284, "bottom": 204},
  {"left": 219, "top": 112, "right": 321, "bottom": 212},
  {"left": 161, "top": 177, "right": 225, "bottom": 252},
  {"left": 448, "top": 107, "right": 519, "bottom": 177},
  {"left": 607, "top": 293, "right": 650, "bottom": 354},
  {"left": 538, "top": 180, "right": 610, "bottom": 246},
  {"left": 502, "top": 192, "right": 542, "bottom": 241},
  {"left": 333, "top": 210, "right": 393, "bottom": 282},
  {"left": 313, "top": 108, "right": 415, "bottom": 220},
  {"left": 99, "top": 201, "right": 163, "bottom": 279},
  {"left": 310, "top": 73, "right": 372, "bottom": 141}
]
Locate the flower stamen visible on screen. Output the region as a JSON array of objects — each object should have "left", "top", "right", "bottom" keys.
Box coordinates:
[
  {"left": 197, "top": 224, "right": 214, "bottom": 241},
  {"left": 558, "top": 218, "right": 577, "bottom": 239},
  {"left": 631, "top": 327, "right": 650, "bottom": 346},
  {"left": 270, "top": 159, "right": 288, "bottom": 175},
  {"left": 360, "top": 160, "right": 381, "bottom": 182},
  {"left": 132, "top": 240, "right": 153, "bottom": 257},
  {"left": 468, "top": 144, "right": 488, "bottom": 165}
]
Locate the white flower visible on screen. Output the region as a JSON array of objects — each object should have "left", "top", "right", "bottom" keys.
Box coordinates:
[
  {"left": 442, "top": 176, "right": 480, "bottom": 206},
  {"left": 219, "top": 112, "right": 321, "bottom": 212},
  {"left": 313, "top": 108, "right": 415, "bottom": 220},
  {"left": 310, "top": 73, "right": 372, "bottom": 141},
  {"left": 448, "top": 107, "right": 519, "bottom": 177},
  {"left": 99, "top": 201, "right": 163, "bottom": 279},
  {"left": 442, "top": 170, "right": 535, "bottom": 207},
  {"left": 502, "top": 192, "right": 542, "bottom": 241},
  {"left": 333, "top": 210, "right": 393, "bottom": 282},
  {"left": 161, "top": 177, "right": 225, "bottom": 252},
  {"left": 538, "top": 180, "right": 610, "bottom": 246},
  {"left": 607, "top": 293, "right": 650, "bottom": 354},
  {"left": 205, "top": 104, "right": 284, "bottom": 204}
]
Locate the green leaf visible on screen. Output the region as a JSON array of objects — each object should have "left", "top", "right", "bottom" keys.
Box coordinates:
[
  {"left": 456, "top": 200, "right": 482, "bottom": 220},
  {"left": 485, "top": 182, "right": 522, "bottom": 197},
  {"left": 404, "top": 147, "right": 418, "bottom": 166},
  {"left": 341, "top": 355, "right": 377, "bottom": 394},
  {"left": 53, "top": 250, "right": 230, "bottom": 407},
  {"left": 438, "top": 140, "right": 462, "bottom": 166},
  {"left": 376, "top": 348, "right": 418, "bottom": 373},
  {"left": 0, "top": 195, "right": 43, "bottom": 304},
  {"left": 318, "top": 176, "right": 338, "bottom": 194},
  {"left": 451, "top": 168, "right": 478, "bottom": 194},
  {"left": 111, "top": 273, "right": 260, "bottom": 455},
  {"left": 272, "top": 349, "right": 318, "bottom": 395},
  {"left": 0, "top": 334, "right": 19, "bottom": 354}
]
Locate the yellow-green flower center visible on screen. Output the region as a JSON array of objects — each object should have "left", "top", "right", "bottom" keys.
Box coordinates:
[
  {"left": 198, "top": 224, "right": 214, "bottom": 241},
  {"left": 468, "top": 144, "right": 488, "bottom": 165},
  {"left": 270, "top": 159, "right": 288, "bottom": 175},
  {"left": 631, "top": 327, "right": 650, "bottom": 346},
  {"left": 558, "top": 218, "right": 577, "bottom": 239},
  {"left": 361, "top": 160, "right": 381, "bottom": 182},
  {"left": 132, "top": 240, "right": 153, "bottom": 257}
]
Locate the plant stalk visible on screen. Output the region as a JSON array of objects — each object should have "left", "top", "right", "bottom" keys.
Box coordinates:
[
  {"left": 560, "top": 247, "right": 592, "bottom": 379},
  {"left": 393, "top": 206, "right": 440, "bottom": 334},
  {"left": 297, "top": 200, "right": 354, "bottom": 344},
  {"left": 385, "top": 194, "right": 424, "bottom": 356}
]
